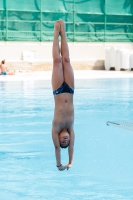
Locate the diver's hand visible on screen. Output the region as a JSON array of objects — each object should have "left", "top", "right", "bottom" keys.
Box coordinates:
[
  {"left": 57, "top": 164, "right": 67, "bottom": 171},
  {"left": 67, "top": 163, "right": 72, "bottom": 170}
]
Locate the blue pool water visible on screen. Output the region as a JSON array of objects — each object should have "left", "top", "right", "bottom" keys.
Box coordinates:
[{"left": 0, "top": 79, "right": 133, "bottom": 200}]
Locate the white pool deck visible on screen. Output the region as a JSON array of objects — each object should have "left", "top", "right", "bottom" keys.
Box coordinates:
[{"left": 0, "top": 70, "right": 133, "bottom": 81}]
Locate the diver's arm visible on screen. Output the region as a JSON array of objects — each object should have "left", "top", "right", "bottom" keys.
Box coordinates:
[
  {"left": 52, "top": 127, "right": 67, "bottom": 170},
  {"left": 52, "top": 127, "right": 61, "bottom": 166},
  {"left": 67, "top": 129, "right": 75, "bottom": 169}
]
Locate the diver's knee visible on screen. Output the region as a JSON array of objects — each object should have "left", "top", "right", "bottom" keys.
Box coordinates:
[
  {"left": 53, "top": 57, "right": 62, "bottom": 64},
  {"left": 62, "top": 57, "right": 70, "bottom": 64}
]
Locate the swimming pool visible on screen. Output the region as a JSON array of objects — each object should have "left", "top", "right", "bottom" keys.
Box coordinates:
[{"left": 0, "top": 78, "right": 133, "bottom": 200}]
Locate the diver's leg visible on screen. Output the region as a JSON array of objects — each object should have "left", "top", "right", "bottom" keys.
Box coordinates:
[
  {"left": 60, "top": 20, "right": 74, "bottom": 89},
  {"left": 52, "top": 20, "right": 64, "bottom": 90}
]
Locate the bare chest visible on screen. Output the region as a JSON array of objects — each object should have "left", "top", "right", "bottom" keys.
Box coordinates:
[
  {"left": 52, "top": 119, "right": 73, "bottom": 133},
  {"left": 53, "top": 93, "right": 74, "bottom": 132}
]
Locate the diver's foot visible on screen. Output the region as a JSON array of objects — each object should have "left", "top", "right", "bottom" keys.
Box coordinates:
[
  {"left": 54, "top": 20, "right": 61, "bottom": 36},
  {"left": 59, "top": 20, "right": 66, "bottom": 36}
]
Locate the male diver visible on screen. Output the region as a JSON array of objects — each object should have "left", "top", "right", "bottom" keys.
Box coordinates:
[{"left": 52, "top": 20, "right": 75, "bottom": 171}]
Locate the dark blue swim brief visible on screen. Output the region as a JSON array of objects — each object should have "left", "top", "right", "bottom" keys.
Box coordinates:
[{"left": 53, "top": 82, "right": 74, "bottom": 95}]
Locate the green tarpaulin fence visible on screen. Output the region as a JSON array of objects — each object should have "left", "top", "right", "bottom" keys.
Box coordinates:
[{"left": 0, "top": 0, "right": 133, "bottom": 42}]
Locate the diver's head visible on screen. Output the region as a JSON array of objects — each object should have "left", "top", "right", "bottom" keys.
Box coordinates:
[{"left": 59, "top": 129, "right": 70, "bottom": 148}]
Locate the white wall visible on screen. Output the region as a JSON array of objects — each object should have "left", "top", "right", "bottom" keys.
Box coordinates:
[{"left": 0, "top": 42, "right": 133, "bottom": 62}]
